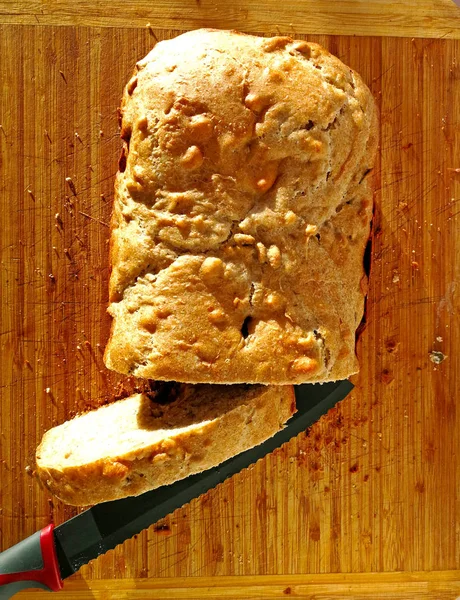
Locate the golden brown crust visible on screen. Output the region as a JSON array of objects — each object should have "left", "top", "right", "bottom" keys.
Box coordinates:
[
  {"left": 104, "top": 29, "right": 378, "bottom": 384},
  {"left": 36, "top": 384, "right": 295, "bottom": 505}
]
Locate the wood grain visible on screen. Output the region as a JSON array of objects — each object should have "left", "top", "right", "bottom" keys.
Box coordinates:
[
  {"left": 0, "top": 24, "right": 459, "bottom": 599},
  {"left": 0, "top": 0, "right": 460, "bottom": 39},
  {"left": 13, "top": 571, "right": 460, "bottom": 599}
]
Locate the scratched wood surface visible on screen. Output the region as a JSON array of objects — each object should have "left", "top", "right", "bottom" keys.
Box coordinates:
[
  {"left": 1, "top": 0, "right": 460, "bottom": 39},
  {"left": 0, "top": 19, "right": 459, "bottom": 600}
]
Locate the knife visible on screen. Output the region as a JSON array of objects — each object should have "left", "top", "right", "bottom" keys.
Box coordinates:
[{"left": 0, "top": 379, "right": 352, "bottom": 598}]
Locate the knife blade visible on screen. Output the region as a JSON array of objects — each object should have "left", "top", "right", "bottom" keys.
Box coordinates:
[{"left": 0, "top": 379, "right": 352, "bottom": 598}]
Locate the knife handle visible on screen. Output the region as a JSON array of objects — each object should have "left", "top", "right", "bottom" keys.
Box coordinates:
[{"left": 0, "top": 524, "right": 63, "bottom": 598}]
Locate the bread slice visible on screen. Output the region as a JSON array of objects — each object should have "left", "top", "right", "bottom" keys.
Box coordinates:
[
  {"left": 36, "top": 384, "right": 295, "bottom": 505},
  {"left": 104, "top": 29, "right": 378, "bottom": 385}
]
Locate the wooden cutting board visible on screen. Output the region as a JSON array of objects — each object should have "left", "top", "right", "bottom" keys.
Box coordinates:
[{"left": 1, "top": 1, "right": 460, "bottom": 598}]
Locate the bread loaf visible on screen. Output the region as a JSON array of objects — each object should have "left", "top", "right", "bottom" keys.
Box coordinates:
[
  {"left": 104, "top": 29, "right": 378, "bottom": 384},
  {"left": 36, "top": 383, "right": 295, "bottom": 505}
]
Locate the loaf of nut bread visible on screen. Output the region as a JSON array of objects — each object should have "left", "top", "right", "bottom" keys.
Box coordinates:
[
  {"left": 104, "top": 29, "right": 378, "bottom": 384},
  {"left": 36, "top": 383, "right": 295, "bottom": 505}
]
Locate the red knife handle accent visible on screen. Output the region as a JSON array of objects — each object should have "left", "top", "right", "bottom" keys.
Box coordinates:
[{"left": 0, "top": 524, "right": 63, "bottom": 598}]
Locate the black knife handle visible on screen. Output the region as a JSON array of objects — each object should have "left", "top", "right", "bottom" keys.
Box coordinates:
[{"left": 0, "top": 524, "right": 63, "bottom": 598}]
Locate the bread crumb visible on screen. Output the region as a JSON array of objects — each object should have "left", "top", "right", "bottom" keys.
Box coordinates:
[
  {"left": 208, "top": 308, "right": 227, "bottom": 324},
  {"left": 189, "top": 114, "right": 213, "bottom": 140},
  {"left": 234, "top": 233, "right": 255, "bottom": 245},
  {"left": 267, "top": 245, "right": 281, "bottom": 269},
  {"left": 244, "top": 92, "right": 266, "bottom": 113},
  {"left": 429, "top": 350, "right": 447, "bottom": 364},
  {"left": 256, "top": 242, "right": 267, "bottom": 263},
  {"left": 290, "top": 357, "right": 317, "bottom": 374},
  {"left": 181, "top": 145, "right": 203, "bottom": 169},
  {"left": 200, "top": 257, "right": 224, "bottom": 279},
  {"left": 284, "top": 210, "right": 297, "bottom": 225},
  {"left": 265, "top": 292, "right": 285, "bottom": 310}
]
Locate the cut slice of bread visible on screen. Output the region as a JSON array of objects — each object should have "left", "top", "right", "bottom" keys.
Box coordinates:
[{"left": 36, "top": 384, "right": 295, "bottom": 506}]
